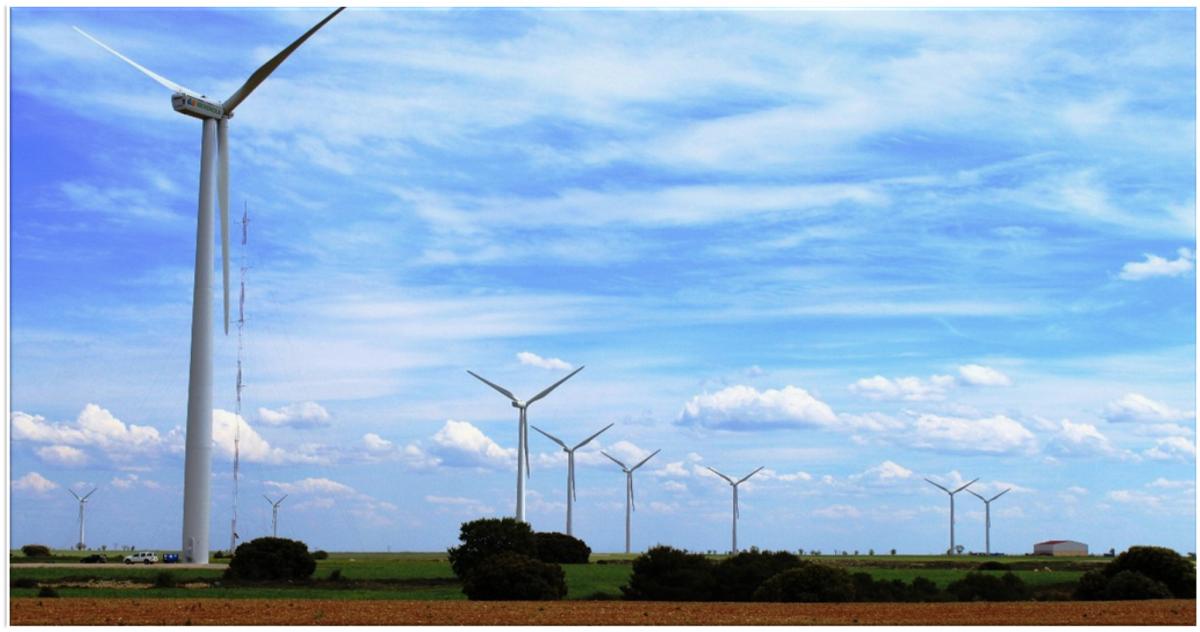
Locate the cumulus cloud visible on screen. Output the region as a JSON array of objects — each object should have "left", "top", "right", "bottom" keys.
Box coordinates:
[
  {"left": 849, "top": 374, "right": 955, "bottom": 401},
  {"left": 1118, "top": 248, "right": 1194, "bottom": 280},
  {"left": 677, "top": 385, "right": 837, "bottom": 431},
  {"left": 516, "top": 351, "right": 572, "bottom": 370},
  {"left": 265, "top": 477, "right": 357, "bottom": 496},
  {"left": 956, "top": 364, "right": 1012, "bottom": 387},
  {"left": 851, "top": 460, "right": 914, "bottom": 486},
  {"left": 910, "top": 414, "right": 1036, "bottom": 454},
  {"left": 1046, "top": 419, "right": 1124, "bottom": 458},
  {"left": 1104, "top": 393, "right": 1193, "bottom": 424},
  {"left": 257, "top": 401, "right": 332, "bottom": 428},
  {"left": 1143, "top": 436, "right": 1196, "bottom": 461},
  {"left": 425, "top": 495, "right": 496, "bottom": 515},
  {"left": 812, "top": 504, "right": 862, "bottom": 519},
  {"left": 652, "top": 461, "right": 691, "bottom": 478},
  {"left": 212, "top": 409, "right": 322, "bottom": 465},
  {"left": 36, "top": 445, "right": 87, "bottom": 466},
  {"left": 13, "top": 471, "right": 58, "bottom": 494},
  {"left": 12, "top": 405, "right": 162, "bottom": 458},
  {"left": 429, "top": 420, "right": 516, "bottom": 469},
  {"left": 111, "top": 473, "right": 160, "bottom": 490},
  {"left": 362, "top": 432, "right": 394, "bottom": 452}
]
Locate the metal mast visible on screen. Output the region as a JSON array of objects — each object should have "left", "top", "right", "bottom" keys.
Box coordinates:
[
  {"left": 925, "top": 477, "right": 977, "bottom": 555},
  {"left": 230, "top": 205, "right": 248, "bottom": 554}
]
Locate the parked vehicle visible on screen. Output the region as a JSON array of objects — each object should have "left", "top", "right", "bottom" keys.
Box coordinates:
[
  {"left": 123, "top": 551, "right": 159, "bottom": 565},
  {"left": 162, "top": 553, "right": 180, "bottom": 564}
]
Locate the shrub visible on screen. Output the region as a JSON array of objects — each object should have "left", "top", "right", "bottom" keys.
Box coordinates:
[
  {"left": 212, "top": 550, "right": 226, "bottom": 559},
  {"left": 312, "top": 550, "right": 330, "bottom": 560},
  {"left": 976, "top": 561, "right": 1010, "bottom": 571},
  {"left": 621, "top": 545, "right": 715, "bottom": 601},
  {"left": 753, "top": 563, "right": 856, "bottom": 602},
  {"left": 461, "top": 552, "right": 567, "bottom": 601},
  {"left": 910, "top": 576, "right": 941, "bottom": 602},
  {"left": 153, "top": 571, "right": 177, "bottom": 588},
  {"left": 1074, "top": 570, "right": 1109, "bottom": 600},
  {"left": 534, "top": 532, "right": 590, "bottom": 564},
  {"left": 224, "top": 537, "right": 316, "bottom": 581},
  {"left": 1102, "top": 571, "right": 1173, "bottom": 600},
  {"left": 37, "top": 587, "right": 59, "bottom": 598},
  {"left": 1105, "top": 546, "right": 1195, "bottom": 598},
  {"left": 21, "top": 544, "right": 51, "bottom": 558},
  {"left": 945, "top": 572, "right": 1030, "bottom": 602},
  {"left": 712, "top": 550, "right": 803, "bottom": 601},
  {"left": 447, "top": 518, "right": 537, "bottom": 579},
  {"left": 81, "top": 554, "right": 107, "bottom": 564},
  {"left": 328, "top": 569, "right": 343, "bottom": 582},
  {"left": 12, "top": 578, "right": 38, "bottom": 589}
]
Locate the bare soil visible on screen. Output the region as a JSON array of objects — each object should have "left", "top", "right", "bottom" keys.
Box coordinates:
[{"left": 10, "top": 598, "right": 1195, "bottom": 625}]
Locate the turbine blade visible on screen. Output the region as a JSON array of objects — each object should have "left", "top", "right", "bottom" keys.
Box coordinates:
[
  {"left": 966, "top": 489, "right": 986, "bottom": 502},
  {"left": 222, "top": 7, "right": 345, "bottom": 113},
  {"left": 218, "top": 118, "right": 230, "bottom": 335},
  {"left": 73, "top": 26, "right": 202, "bottom": 97},
  {"left": 279, "top": 494, "right": 288, "bottom": 504},
  {"left": 991, "top": 488, "right": 1012, "bottom": 502},
  {"left": 530, "top": 424, "right": 567, "bottom": 450},
  {"left": 953, "top": 478, "right": 979, "bottom": 494},
  {"left": 600, "top": 450, "right": 628, "bottom": 470},
  {"left": 466, "top": 370, "right": 518, "bottom": 402},
  {"left": 629, "top": 475, "right": 635, "bottom": 512},
  {"left": 68, "top": 489, "right": 81, "bottom": 500},
  {"left": 631, "top": 448, "right": 661, "bottom": 472},
  {"left": 705, "top": 465, "right": 735, "bottom": 485},
  {"left": 924, "top": 478, "right": 950, "bottom": 494},
  {"left": 524, "top": 424, "right": 531, "bottom": 478},
  {"left": 82, "top": 487, "right": 98, "bottom": 500},
  {"left": 526, "top": 365, "right": 585, "bottom": 405},
  {"left": 573, "top": 422, "right": 613, "bottom": 450},
  {"left": 737, "top": 466, "right": 765, "bottom": 485},
  {"left": 263, "top": 495, "right": 273, "bottom": 504}
]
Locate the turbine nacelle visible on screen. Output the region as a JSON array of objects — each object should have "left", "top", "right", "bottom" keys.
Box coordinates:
[
  {"left": 172, "top": 93, "right": 225, "bottom": 120},
  {"left": 511, "top": 400, "right": 526, "bottom": 409}
]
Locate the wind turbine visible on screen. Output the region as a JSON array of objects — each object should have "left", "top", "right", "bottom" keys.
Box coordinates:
[
  {"left": 924, "top": 477, "right": 978, "bottom": 555},
  {"left": 705, "top": 466, "right": 764, "bottom": 554},
  {"left": 264, "top": 495, "right": 287, "bottom": 538},
  {"left": 531, "top": 423, "right": 613, "bottom": 537},
  {"left": 75, "top": 8, "right": 344, "bottom": 564},
  {"left": 68, "top": 487, "right": 98, "bottom": 551},
  {"left": 467, "top": 366, "right": 585, "bottom": 522},
  {"left": 601, "top": 449, "right": 661, "bottom": 554},
  {"left": 966, "top": 487, "right": 1011, "bottom": 555}
]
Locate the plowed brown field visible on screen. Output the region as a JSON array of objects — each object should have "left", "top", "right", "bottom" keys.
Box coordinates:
[{"left": 10, "top": 598, "right": 1195, "bottom": 626}]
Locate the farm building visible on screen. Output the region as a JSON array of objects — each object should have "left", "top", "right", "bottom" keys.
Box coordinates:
[{"left": 1033, "top": 540, "right": 1088, "bottom": 556}]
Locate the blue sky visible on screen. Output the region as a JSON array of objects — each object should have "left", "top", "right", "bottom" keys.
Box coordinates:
[{"left": 9, "top": 7, "right": 1197, "bottom": 556}]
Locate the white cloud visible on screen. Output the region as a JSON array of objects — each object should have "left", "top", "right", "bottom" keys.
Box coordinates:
[
  {"left": 36, "top": 444, "right": 87, "bottom": 466},
  {"left": 652, "top": 461, "right": 691, "bottom": 478},
  {"left": 1143, "top": 436, "right": 1196, "bottom": 461},
  {"left": 677, "top": 384, "right": 837, "bottom": 431},
  {"left": 1147, "top": 478, "right": 1194, "bottom": 490},
  {"left": 662, "top": 480, "right": 688, "bottom": 493},
  {"left": 956, "top": 364, "right": 1012, "bottom": 387},
  {"left": 851, "top": 460, "right": 914, "bottom": 486},
  {"left": 1104, "top": 393, "right": 1193, "bottom": 424},
  {"left": 257, "top": 401, "right": 332, "bottom": 428},
  {"left": 425, "top": 495, "right": 495, "bottom": 515},
  {"left": 212, "top": 409, "right": 322, "bottom": 465},
  {"left": 813, "top": 504, "right": 862, "bottom": 519},
  {"left": 429, "top": 419, "right": 515, "bottom": 469},
  {"left": 12, "top": 405, "right": 162, "bottom": 458},
  {"left": 362, "top": 432, "right": 393, "bottom": 452},
  {"left": 911, "top": 414, "right": 1036, "bottom": 454},
  {"left": 1047, "top": 419, "right": 1124, "bottom": 458},
  {"left": 516, "top": 351, "right": 572, "bottom": 370},
  {"left": 265, "top": 477, "right": 357, "bottom": 497},
  {"left": 13, "top": 472, "right": 58, "bottom": 494},
  {"left": 110, "top": 473, "right": 159, "bottom": 490},
  {"left": 850, "top": 374, "right": 954, "bottom": 401},
  {"left": 1118, "top": 248, "right": 1194, "bottom": 280}
]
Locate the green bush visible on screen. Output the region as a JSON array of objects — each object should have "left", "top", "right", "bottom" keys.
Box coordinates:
[
  {"left": 945, "top": 572, "right": 1030, "bottom": 602},
  {"left": 461, "top": 552, "right": 567, "bottom": 601},
  {"left": 712, "top": 550, "right": 803, "bottom": 601},
  {"left": 1102, "top": 571, "right": 1173, "bottom": 600},
  {"left": 910, "top": 576, "right": 942, "bottom": 602},
  {"left": 37, "top": 587, "right": 59, "bottom": 598},
  {"left": 447, "top": 518, "right": 537, "bottom": 579},
  {"left": 312, "top": 550, "right": 330, "bottom": 560},
  {"left": 1105, "top": 546, "right": 1195, "bottom": 598},
  {"left": 153, "top": 571, "right": 177, "bottom": 588},
  {"left": 21, "top": 544, "right": 51, "bottom": 558},
  {"left": 621, "top": 545, "right": 715, "bottom": 601},
  {"left": 753, "top": 563, "right": 856, "bottom": 602},
  {"left": 327, "top": 569, "right": 343, "bottom": 582},
  {"left": 80, "top": 554, "right": 107, "bottom": 564},
  {"left": 1074, "top": 570, "right": 1109, "bottom": 600},
  {"left": 224, "top": 537, "right": 316, "bottom": 581},
  {"left": 534, "top": 532, "right": 591, "bottom": 564},
  {"left": 12, "top": 577, "right": 38, "bottom": 589},
  {"left": 976, "top": 560, "right": 1010, "bottom": 571}
]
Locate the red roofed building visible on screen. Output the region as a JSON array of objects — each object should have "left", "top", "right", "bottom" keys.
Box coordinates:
[{"left": 1033, "top": 540, "right": 1088, "bottom": 556}]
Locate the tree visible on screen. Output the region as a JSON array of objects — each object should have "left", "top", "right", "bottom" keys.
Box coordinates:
[
  {"left": 224, "top": 537, "right": 316, "bottom": 581},
  {"left": 447, "top": 518, "right": 537, "bottom": 579},
  {"left": 461, "top": 552, "right": 567, "bottom": 600},
  {"left": 533, "top": 532, "right": 590, "bottom": 564},
  {"left": 1105, "top": 546, "right": 1195, "bottom": 598},
  {"left": 621, "top": 546, "right": 715, "bottom": 601},
  {"left": 754, "top": 563, "right": 856, "bottom": 602},
  {"left": 712, "top": 550, "right": 803, "bottom": 601}
]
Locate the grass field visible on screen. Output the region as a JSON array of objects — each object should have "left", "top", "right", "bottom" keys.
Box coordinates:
[{"left": 10, "top": 550, "right": 1102, "bottom": 601}]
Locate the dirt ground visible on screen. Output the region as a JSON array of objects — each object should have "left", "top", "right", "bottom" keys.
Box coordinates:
[{"left": 10, "top": 598, "right": 1195, "bottom": 625}]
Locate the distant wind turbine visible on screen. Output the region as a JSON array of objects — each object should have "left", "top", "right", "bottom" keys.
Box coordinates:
[
  {"left": 706, "top": 466, "right": 764, "bottom": 554},
  {"left": 966, "top": 487, "right": 1011, "bottom": 555},
  {"left": 601, "top": 449, "right": 661, "bottom": 554},
  {"left": 68, "top": 487, "right": 98, "bottom": 551},
  {"left": 467, "top": 366, "right": 585, "bottom": 522},
  {"left": 531, "top": 422, "right": 613, "bottom": 536},
  {"left": 264, "top": 495, "right": 288, "bottom": 538},
  {"left": 75, "top": 8, "right": 343, "bottom": 564},
  {"left": 924, "top": 477, "right": 978, "bottom": 555}
]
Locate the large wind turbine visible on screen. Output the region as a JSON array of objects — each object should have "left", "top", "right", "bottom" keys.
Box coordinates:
[
  {"left": 531, "top": 422, "right": 613, "bottom": 536},
  {"left": 75, "top": 8, "right": 344, "bottom": 563},
  {"left": 601, "top": 449, "right": 660, "bottom": 554},
  {"left": 705, "top": 466, "right": 764, "bottom": 554},
  {"left": 924, "top": 477, "right": 978, "bottom": 555},
  {"left": 264, "top": 495, "right": 288, "bottom": 538},
  {"left": 467, "top": 366, "right": 585, "bottom": 522},
  {"left": 68, "top": 487, "right": 98, "bottom": 551},
  {"left": 966, "top": 487, "right": 1011, "bottom": 555}
]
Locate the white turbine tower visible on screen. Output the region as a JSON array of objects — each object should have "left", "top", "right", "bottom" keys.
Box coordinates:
[
  {"left": 264, "top": 495, "right": 287, "bottom": 538},
  {"left": 600, "top": 449, "right": 660, "bottom": 554},
  {"left": 967, "top": 487, "right": 1011, "bottom": 555},
  {"left": 924, "top": 477, "right": 978, "bottom": 555},
  {"left": 530, "top": 422, "right": 613, "bottom": 536},
  {"left": 467, "top": 366, "right": 585, "bottom": 522},
  {"left": 68, "top": 487, "right": 98, "bottom": 551},
  {"left": 75, "top": 8, "right": 344, "bottom": 563},
  {"left": 705, "top": 466, "right": 764, "bottom": 555}
]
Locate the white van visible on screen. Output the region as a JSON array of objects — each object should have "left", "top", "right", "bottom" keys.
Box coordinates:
[{"left": 123, "top": 551, "right": 159, "bottom": 565}]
